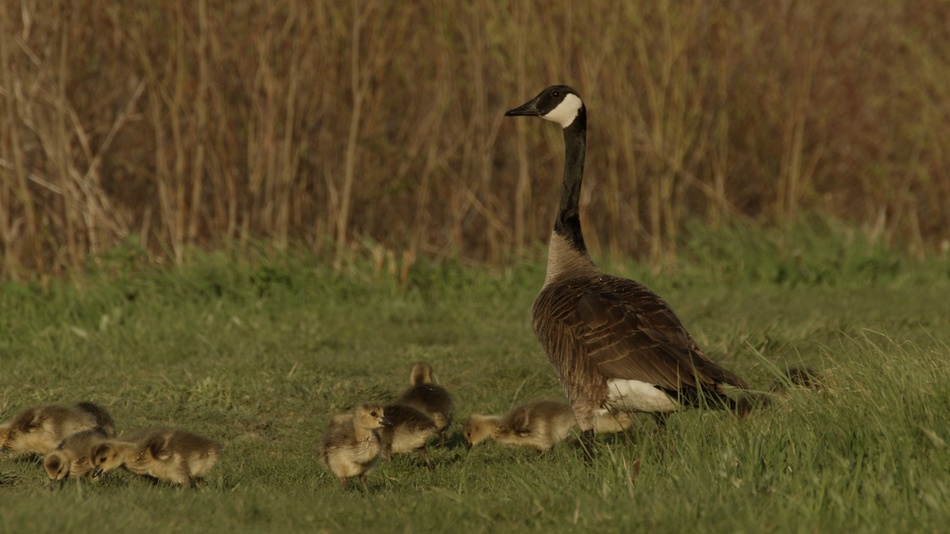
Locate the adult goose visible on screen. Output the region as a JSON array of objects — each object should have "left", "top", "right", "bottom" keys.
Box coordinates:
[{"left": 505, "top": 85, "right": 749, "bottom": 446}]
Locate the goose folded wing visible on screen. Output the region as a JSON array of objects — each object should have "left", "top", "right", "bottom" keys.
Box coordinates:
[{"left": 572, "top": 292, "right": 719, "bottom": 390}]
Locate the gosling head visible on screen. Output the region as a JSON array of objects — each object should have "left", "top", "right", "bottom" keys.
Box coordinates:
[
  {"left": 355, "top": 404, "right": 389, "bottom": 430},
  {"left": 409, "top": 363, "right": 434, "bottom": 386},
  {"left": 328, "top": 413, "right": 354, "bottom": 427},
  {"left": 462, "top": 415, "right": 499, "bottom": 450},
  {"left": 90, "top": 442, "right": 122, "bottom": 479},
  {"left": 44, "top": 451, "right": 70, "bottom": 482}
]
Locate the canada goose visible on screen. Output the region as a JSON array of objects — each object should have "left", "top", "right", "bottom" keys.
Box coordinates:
[
  {"left": 90, "top": 428, "right": 222, "bottom": 487},
  {"left": 378, "top": 403, "right": 438, "bottom": 470},
  {"left": 44, "top": 428, "right": 111, "bottom": 482},
  {"left": 0, "top": 402, "right": 116, "bottom": 456},
  {"left": 505, "top": 86, "right": 749, "bottom": 447},
  {"left": 320, "top": 404, "right": 388, "bottom": 491},
  {"left": 462, "top": 399, "right": 636, "bottom": 452},
  {"left": 395, "top": 363, "right": 453, "bottom": 446}
]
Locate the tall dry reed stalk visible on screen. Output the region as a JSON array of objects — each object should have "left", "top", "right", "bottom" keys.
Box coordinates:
[{"left": 0, "top": 0, "right": 947, "bottom": 280}]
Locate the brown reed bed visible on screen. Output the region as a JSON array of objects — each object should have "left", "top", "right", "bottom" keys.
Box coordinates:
[{"left": 0, "top": 0, "right": 947, "bottom": 280}]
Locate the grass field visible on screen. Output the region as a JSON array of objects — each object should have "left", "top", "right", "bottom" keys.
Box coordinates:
[{"left": 1, "top": 225, "right": 949, "bottom": 532}]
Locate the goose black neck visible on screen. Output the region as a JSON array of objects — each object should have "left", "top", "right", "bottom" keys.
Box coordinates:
[{"left": 554, "top": 106, "right": 588, "bottom": 255}]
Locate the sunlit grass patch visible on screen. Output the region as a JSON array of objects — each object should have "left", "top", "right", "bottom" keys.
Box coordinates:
[{"left": 1, "top": 246, "right": 949, "bottom": 532}]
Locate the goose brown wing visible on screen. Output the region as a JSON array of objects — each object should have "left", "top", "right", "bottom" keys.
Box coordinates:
[
  {"left": 572, "top": 291, "right": 703, "bottom": 389},
  {"left": 570, "top": 286, "right": 747, "bottom": 391}
]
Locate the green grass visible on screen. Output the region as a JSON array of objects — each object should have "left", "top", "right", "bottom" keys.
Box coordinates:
[{"left": 2, "top": 230, "right": 950, "bottom": 532}]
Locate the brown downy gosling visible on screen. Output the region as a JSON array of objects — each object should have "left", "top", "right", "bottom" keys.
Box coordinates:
[
  {"left": 0, "top": 402, "right": 116, "bottom": 456},
  {"left": 335, "top": 404, "right": 439, "bottom": 470},
  {"left": 320, "top": 404, "right": 388, "bottom": 491},
  {"left": 379, "top": 403, "right": 438, "bottom": 471},
  {"left": 91, "top": 428, "right": 222, "bottom": 487},
  {"left": 463, "top": 400, "right": 635, "bottom": 452},
  {"left": 395, "top": 363, "right": 454, "bottom": 446},
  {"left": 463, "top": 400, "right": 576, "bottom": 452},
  {"left": 44, "top": 428, "right": 111, "bottom": 482}
]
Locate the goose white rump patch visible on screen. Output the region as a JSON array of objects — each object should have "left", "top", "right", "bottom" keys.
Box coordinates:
[
  {"left": 607, "top": 379, "right": 679, "bottom": 413},
  {"left": 543, "top": 93, "right": 583, "bottom": 128}
]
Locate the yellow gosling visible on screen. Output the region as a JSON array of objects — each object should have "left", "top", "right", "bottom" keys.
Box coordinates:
[
  {"left": 44, "top": 428, "right": 111, "bottom": 482},
  {"left": 463, "top": 399, "right": 636, "bottom": 452},
  {"left": 379, "top": 404, "right": 438, "bottom": 470},
  {"left": 1, "top": 402, "right": 115, "bottom": 456},
  {"left": 320, "top": 404, "right": 388, "bottom": 491},
  {"left": 395, "top": 363, "right": 453, "bottom": 446},
  {"left": 91, "top": 428, "right": 222, "bottom": 487}
]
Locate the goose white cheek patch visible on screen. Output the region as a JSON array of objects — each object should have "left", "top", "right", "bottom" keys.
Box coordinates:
[{"left": 542, "top": 93, "right": 583, "bottom": 128}]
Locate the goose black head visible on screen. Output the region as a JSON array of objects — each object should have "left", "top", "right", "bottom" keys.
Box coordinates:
[{"left": 505, "top": 85, "right": 584, "bottom": 128}]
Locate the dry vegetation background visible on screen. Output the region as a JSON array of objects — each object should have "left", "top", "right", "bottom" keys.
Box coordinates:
[{"left": 1, "top": 0, "right": 948, "bottom": 280}]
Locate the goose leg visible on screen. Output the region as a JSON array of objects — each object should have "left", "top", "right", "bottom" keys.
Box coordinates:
[
  {"left": 418, "top": 448, "right": 435, "bottom": 471},
  {"left": 651, "top": 412, "right": 669, "bottom": 430},
  {"left": 576, "top": 428, "right": 597, "bottom": 462}
]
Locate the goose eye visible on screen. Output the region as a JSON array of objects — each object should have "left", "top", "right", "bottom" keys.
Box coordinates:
[{"left": 553, "top": 90, "right": 559, "bottom": 97}]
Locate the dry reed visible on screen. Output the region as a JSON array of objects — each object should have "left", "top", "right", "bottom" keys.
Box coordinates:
[{"left": 0, "top": 0, "right": 947, "bottom": 279}]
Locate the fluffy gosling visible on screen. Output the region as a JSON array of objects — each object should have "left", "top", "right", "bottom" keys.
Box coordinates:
[
  {"left": 0, "top": 402, "right": 115, "bottom": 456},
  {"left": 463, "top": 400, "right": 575, "bottom": 452},
  {"left": 395, "top": 363, "right": 453, "bottom": 446},
  {"left": 91, "top": 428, "right": 222, "bottom": 487},
  {"left": 44, "top": 428, "right": 111, "bottom": 482},
  {"left": 320, "top": 404, "right": 388, "bottom": 491},
  {"left": 463, "top": 399, "right": 635, "bottom": 452},
  {"left": 379, "top": 403, "right": 438, "bottom": 471}
]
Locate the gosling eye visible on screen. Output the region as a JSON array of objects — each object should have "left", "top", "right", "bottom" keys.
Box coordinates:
[{"left": 370, "top": 411, "right": 378, "bottom": 417}]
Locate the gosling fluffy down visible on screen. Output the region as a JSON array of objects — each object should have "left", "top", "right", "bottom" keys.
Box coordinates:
[
  {"left": 320, "top": 404, "right": 388, "bottom": 491},
  {"left": 378, "top": 403, "right": 438, "bottom": 470},
  {"left": 463, "top": 399, "right": 635, "bottom": 451},
  {"left": 395, "top": 363, "right": 453, "bottom": 446},
  {"left": 0, "top": 402, "right": 116, "bottom": 456},
  {"left": 91, "top": 428, "right": 222, "bottom": 486},
  {"left": 44, "top": 428, "right": 111, "bottom": 482}
]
